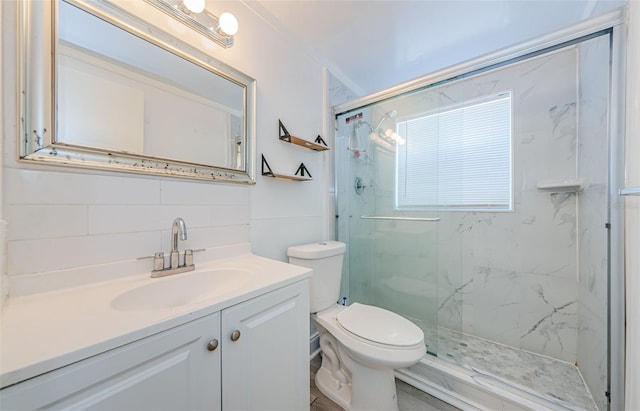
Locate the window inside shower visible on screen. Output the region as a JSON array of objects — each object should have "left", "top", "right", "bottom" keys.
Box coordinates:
[
  {"left": 335, "top": 30, "right": 612, "bottom": 411},
  {"left": 396, "top": 91, "right": 512, "bottom": 211}
]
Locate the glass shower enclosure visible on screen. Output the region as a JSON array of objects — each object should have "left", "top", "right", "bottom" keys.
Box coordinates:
[{"left": 334, "top": 26, "right": 619, "bottom": 411}]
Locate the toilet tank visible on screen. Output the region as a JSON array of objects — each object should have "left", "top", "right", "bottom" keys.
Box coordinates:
[{"left": 287, "top": 241, "right": 346, "bottom": 313}]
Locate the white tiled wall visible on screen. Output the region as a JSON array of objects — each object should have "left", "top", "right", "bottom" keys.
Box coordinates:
[
  {"left": 1, "top": 0, "right": 327, "bottom": 301},
  {"left": 4, "top": 168, "right": 252, "bottom": 278}
]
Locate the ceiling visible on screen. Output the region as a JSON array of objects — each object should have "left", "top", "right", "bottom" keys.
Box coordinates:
[{"left": 248, "top": 0, "right": 625, "bottom": 96}]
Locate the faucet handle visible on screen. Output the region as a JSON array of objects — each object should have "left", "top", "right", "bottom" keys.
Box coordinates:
[
  {"left": 153, "top": 252, "right": 165, "bottom": 271},
  {"left": 184, "top": 249, "right": 193, "bottom": 267}
]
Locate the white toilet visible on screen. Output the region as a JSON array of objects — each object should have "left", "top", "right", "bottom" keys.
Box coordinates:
[{"left": 287, "top": 241, "right": 425, "bottom": 411}]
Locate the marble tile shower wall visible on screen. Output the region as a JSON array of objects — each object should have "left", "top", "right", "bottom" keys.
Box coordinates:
[
  {"left": 4, "top": 168, "right": 250, "bottom": 291},
  {"left": 445, "top": 48, "right": 581, "bottom": 362}
]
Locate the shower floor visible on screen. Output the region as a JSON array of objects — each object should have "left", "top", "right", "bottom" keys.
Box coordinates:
[{"left": 428, "top": 328, "right": 598, "bottom": 411}]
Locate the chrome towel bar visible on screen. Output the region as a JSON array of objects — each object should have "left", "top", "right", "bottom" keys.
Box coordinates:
[
  {"left": 360, "top": 216, "right": 441, "bottom": 222},
  {"left": 619, "top": 187, "right": 640, "bottom": 196}
]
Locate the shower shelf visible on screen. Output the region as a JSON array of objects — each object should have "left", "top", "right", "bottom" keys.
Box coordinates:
[
  {"left": 536, "top": 179, "right": 583, "bottom": 193},
  {"left": 279, "top": 120, "right": 329, "bottom": 151},
  {"left": 261, "top": 155, "right": 312, "bottom": 181}
]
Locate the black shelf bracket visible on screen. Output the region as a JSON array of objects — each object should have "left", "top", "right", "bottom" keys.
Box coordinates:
[
  {"left": 279, "top": 120, "right": 292, "bottom": 143},
  {"left": 295, "top": 163, "right": 312, "bottom": 178},
  {"left": 261, "top": 154, "right": 274, "bottom": 177},
  {"left": 315, "top": 135, "right": 328, "bottom": 147}
]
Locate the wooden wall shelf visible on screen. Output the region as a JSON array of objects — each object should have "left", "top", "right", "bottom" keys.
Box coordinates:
[
  {"left": 261, "top": 155, "right": 312, "bottom": 181},
  {"left": 279, "top": 120, "right": 329, "bottom": 151}
]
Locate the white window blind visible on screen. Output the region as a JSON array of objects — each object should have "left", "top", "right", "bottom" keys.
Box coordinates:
[{"left": 396, "top": 92, "right": 512, "bottom": 211}]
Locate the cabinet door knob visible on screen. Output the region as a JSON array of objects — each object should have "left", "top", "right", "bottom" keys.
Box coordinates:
[
  {"left": 207, "top": 339, "right": 219, "bottom": 352},
  {"left": 230, "top": 330, "right": 241, "bottom": 342}
]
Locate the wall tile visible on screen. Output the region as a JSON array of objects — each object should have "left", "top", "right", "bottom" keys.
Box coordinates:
[
  {"left": 5, "top": 168, "right": 161, "bottom": 205},
  {"left": 8, "top": 231, "right": 162, "bottom": 276},
  {"left": 5, "top": 205, "right": 88, "bottom": 240},
  {"left": 160, "top": 224, "right": 250, "bottom": 253},
  {"left": 88, "top": 205, "right": 211, "bottom": 234},
  {"left": 211, "top": 205, "right": 250, "bottom": 226},
  {"left": 160, "top": 179, "right": 250, "bottom": 206}
]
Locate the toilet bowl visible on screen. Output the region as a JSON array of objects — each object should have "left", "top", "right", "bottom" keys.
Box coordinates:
[
  {"left": 287, "top": 241, "right": 426, "bottom": 411},
  {"left": 313, "top": 303, "right": 425, "bottom": 411}
]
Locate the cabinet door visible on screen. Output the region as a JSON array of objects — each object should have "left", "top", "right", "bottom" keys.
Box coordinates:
[
  {"left": 0, "top": 313, "right": 221, "bottom": 411},
  {"left": 221, "top": 280, "right": 309, "bottom": 411}
]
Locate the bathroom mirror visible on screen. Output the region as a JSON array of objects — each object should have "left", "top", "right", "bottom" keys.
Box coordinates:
[{"left": 19, "top": 0, "right": 256, "bottom": 183}]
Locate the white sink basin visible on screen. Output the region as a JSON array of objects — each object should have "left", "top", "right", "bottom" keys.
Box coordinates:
[{"left": 111, "top": 268, "right": 252, "bottom": 311}]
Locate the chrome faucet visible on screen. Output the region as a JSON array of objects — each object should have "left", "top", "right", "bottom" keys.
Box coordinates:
[
  {"left": 151, "top": 217, "right": 195, "bottom": 278},
  {"left": 170, "top": 217, "right": 187, "bottom": 269}
]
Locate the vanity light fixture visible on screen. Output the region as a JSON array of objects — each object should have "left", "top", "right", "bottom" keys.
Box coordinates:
[{"left": 145, "top": 0, "right": 238, "bottom": 48}]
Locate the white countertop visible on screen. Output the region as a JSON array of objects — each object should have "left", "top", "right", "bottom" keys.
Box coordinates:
[{"left": 0, "top": 251, "right": 311, "bottom": 389}]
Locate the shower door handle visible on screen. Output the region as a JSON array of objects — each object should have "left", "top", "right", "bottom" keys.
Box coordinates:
[{"left": 360, "top": 216, "right": 441, "bottom": 222}]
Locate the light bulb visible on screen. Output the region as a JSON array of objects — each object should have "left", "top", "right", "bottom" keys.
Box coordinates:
[
  {"left": 218, "top": 12, "right": 238, "bottom": 35},
  {"left": 183, "top": 0, "right": 205, "bottom": 13}
]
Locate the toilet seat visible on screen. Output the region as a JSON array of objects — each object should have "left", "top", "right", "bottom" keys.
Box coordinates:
[{"left": 336, "top": 303, "right": 423, "bottom": 347}]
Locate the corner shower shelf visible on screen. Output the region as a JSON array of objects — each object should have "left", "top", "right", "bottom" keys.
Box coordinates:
[
  {"left": 261, "top": 155, "right": 312, "bottom": 181},
  {"left": 279, "top": 120, "right": 329, "bottom": 151},
  {"left": 536, "top": 179, "right": 584, "bottom": 193}
]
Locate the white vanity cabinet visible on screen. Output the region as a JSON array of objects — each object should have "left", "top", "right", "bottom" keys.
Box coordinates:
[
  {"left": 0, "top": 280, "right": 309, "bottom": 411},
  {"left": 0, "top": 312, "right": 222, "bottom": 410},
  {"left": 222, "top": 279, "right": 310, "bottom": 411}
]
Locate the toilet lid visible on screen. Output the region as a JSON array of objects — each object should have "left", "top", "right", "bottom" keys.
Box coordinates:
[{"left": 336, "top": 303, "right": 423, "bottom": 347}]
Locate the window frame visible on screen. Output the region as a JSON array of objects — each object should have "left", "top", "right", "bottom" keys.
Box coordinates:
[{"left": 394, "top": 91, "right": 514, "bottom": 212}]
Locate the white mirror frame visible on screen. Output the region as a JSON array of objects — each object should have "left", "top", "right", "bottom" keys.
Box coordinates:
[{"left": 18, "top": 0, "right": 257, "bottom": 184}]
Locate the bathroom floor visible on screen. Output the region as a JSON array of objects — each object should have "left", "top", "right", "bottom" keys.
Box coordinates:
[{"left": 309, "top": 356, "right": 460, "bottom": 411}]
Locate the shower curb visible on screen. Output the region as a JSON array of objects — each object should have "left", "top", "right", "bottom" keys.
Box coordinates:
[{"left": 395, "top": 356, "right": 587, "bottom": 411}]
